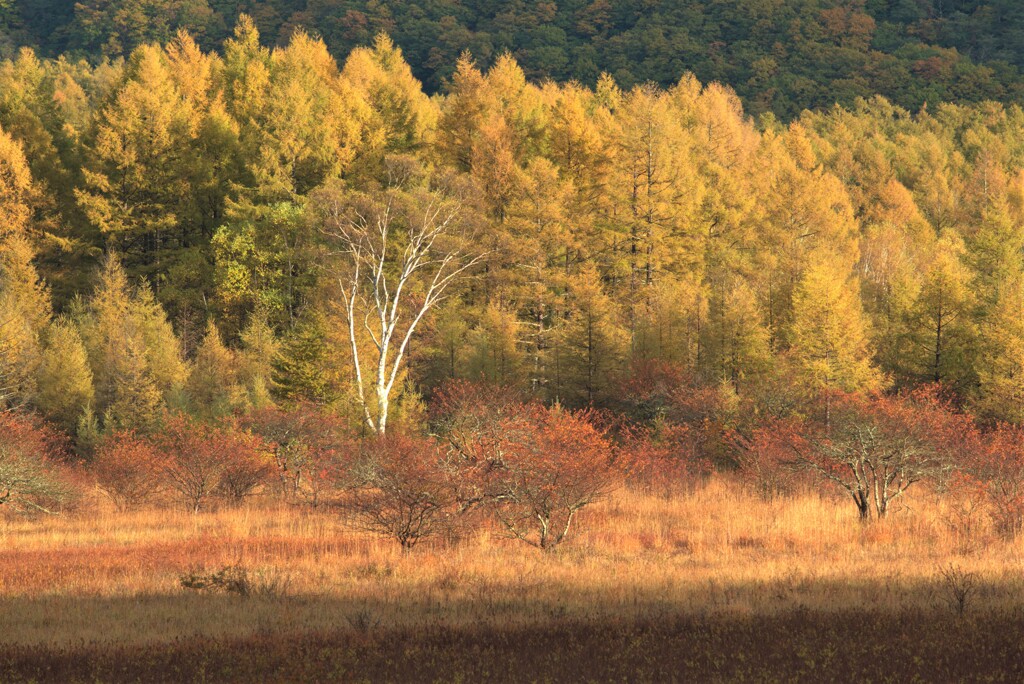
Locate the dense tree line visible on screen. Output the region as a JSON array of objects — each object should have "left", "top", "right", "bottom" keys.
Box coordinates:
[
  {"left": 4, "top": 20, "right": 1024, "bottom": 538},
  {"left": 4, "top": 2, "right": 1024, "bottom": 118},
  {"left": 3, "top": 19, "right": 1024, "bottom": 430}
]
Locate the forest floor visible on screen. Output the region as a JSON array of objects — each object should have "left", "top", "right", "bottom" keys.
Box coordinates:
[{"left": 2, "top": 479, "right": 1023, "bottom": 682}]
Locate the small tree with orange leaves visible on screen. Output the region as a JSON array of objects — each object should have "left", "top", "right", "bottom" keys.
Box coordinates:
[
  {"left": 349, "top": 433, "right": 457, "bottom": 550},
  {"left": 794, "top": 387, "right": 971, "bottom": 520},
  {"left": 431, "top": 382, "right": 621, "bottom": 549},
  {"left": 216, "top": 424, "right": 275, "bottom": 503},
  {"left": 489, "top": 406, "right": 619, "bottom": 550},
  {"left": 93, "top": 431, "right": 170, "bottom": 510},
  {"left": 154, "top": 416, "right": 272, "bottom": 512},
  {"left": 0, "top": 411, "right": 72, "bottom": 514}
]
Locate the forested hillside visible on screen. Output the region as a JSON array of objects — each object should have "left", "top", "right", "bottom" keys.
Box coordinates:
[
  {"left": 3, "top": 14, "right": 1024, "bottom": 445},
  {"left": 4, "top": 1, "right": 1024, "bottom": 117}
]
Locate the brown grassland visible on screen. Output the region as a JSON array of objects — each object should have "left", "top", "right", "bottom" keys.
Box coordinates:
[{"left": 2, "top": 478, "right": 1024, "bottom": 682}]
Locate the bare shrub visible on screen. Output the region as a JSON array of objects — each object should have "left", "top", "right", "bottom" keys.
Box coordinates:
[
  {"left": 180, "top": 565, "right": 253, "bottom": 597},
  {"left": 938, "top": 564, "right": 978, "bottom": 617},
  {"left": 346, "top": 607, "right": 381, "bottom": 634},
  {"left": 179, "top": 564, "right": 291, "bottom": 599},
  {"left": 940, "top": 474, "right": 988, "bottom": 554}
]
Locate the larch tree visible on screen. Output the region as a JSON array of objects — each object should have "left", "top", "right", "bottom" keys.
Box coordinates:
[
  {"left": 975, "top": 278, "right": 1024, "bottom": 422},
  {"left": 904, "top": 234, "right": 975, "bottom": 388},
  {"left": 420, "top": 300, "right": 471, "bottom": 384},
  {"left": 76, "top": 255, "right": 184, "bottom": 432},
  {"left": 0, "top": 123, "right": 34, "bottom": 239},
  {"left": 788, "top": 258, "right": 881, "bottom": 401},
  {"left": 553, "top": 265, "right": 628, "bottom": 405},
  {"left": 75, "top": 44, "right": 189, "bottom": 277},
  {"left": 212, "top": 200, "right": 316, "bottom": 332},
  {"left": 35, "top": 318, "right": 95, "bottom": 431},
  {"left": 0, "top": 235, "right": 49, "bottom": 408},
  {"left": 700, "top": 279, "right": 771, "bottom": 389},
  {"left": 965, "top": 199, "right": 1022, "bottom": 316},
  {"left": 614, "top": 85, "right": 690, "bottom": 291},
  {"left": 70, "top": 35, "right": 235, "bottom": 319},
  {"left": 229, "top": 26, "right": 365, "bottom": 201},
  {"left": 0, "top": 127, "right": 48, "bottom": 408},
  {"left": 471, "top": 113, "right": 525, "bottom": 224},
  {"left": 272, "top": 308, "right": 340, "bottom": 406},
  {"left": 547, "top": 83, "right": 614, "bottom": 214},
  {"left": 466, "top": 302, "right": 524, "bottom": 386},
  {"left": 0, "top": 51, "right": 73, "bottom": 228},
  {"left": 342, "top": 33, "right": 438, "bottom": 157},
  {"left": 483, "top": 54, "right": 548, "bottom": 162},
  {"left": 186, "top": 320, "right": 242, "bottom": 417},
  {"left": 632, "top": 276, "right": 702, "bottom": 368},
  {"left": 238, "top": 307, "right": 279, "bottom": 409},
  {"left": 435, "top": 54, "right": 491, "bottom": 172}
]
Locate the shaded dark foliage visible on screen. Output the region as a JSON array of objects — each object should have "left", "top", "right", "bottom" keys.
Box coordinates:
[{"left": 3, "top": 609, "right": 1024, "bottom": 682}]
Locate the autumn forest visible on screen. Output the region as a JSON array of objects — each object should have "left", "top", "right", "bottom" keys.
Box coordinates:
[{"left": 5, "top": 6, "right": 1024, "bottom": 682}]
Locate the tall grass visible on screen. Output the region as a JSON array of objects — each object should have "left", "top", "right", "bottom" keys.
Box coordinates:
[{"left": 0, "top": 476, "right": 1020, "bottom": 651}]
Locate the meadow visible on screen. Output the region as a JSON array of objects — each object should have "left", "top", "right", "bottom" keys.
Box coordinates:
[{"left": 3, "top": 478, "right": 1024, "bottom": 682}]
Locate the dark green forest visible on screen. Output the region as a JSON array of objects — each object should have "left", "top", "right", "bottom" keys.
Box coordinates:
[{"left": 5, "top": 1, "right": 1024, "bottom": 118}]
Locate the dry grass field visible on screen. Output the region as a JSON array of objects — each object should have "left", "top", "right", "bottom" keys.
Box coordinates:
[{"left": 3, "top": 478, "right": 1024, "bottom": 682}]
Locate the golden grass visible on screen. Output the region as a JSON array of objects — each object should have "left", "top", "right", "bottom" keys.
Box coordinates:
[{"left": 1, "top": 476, "right": 1021, "bottom": 649}]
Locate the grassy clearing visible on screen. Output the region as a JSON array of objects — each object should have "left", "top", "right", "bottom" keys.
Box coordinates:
[{"left": 1, "top": 478, "right": 1023, "bottom": 681}]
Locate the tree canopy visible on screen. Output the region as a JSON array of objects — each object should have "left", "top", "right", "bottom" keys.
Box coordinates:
[{"left": 6, "top": 1, "right": 1024, "bottom": 119}]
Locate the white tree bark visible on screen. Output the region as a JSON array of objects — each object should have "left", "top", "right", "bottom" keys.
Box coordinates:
[{"left": 323, "top": 189, "right": 485, "bottom": 434}]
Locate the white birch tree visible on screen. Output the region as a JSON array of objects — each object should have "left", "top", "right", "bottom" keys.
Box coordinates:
[{"left": 320, "top": 184, "right": 484, "bottom": 434}]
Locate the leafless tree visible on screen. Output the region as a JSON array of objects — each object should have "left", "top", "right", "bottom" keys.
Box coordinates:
[{"left": 319, "top": 185, "right": 485, "bottom": 434}]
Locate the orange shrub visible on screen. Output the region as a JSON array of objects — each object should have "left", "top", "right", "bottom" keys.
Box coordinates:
[
  {"left": 93, "top": 431, "right": 169, "bottom": 510},
  {"left": 432, "top": 380, "right": 531, "bottom": 513},
  {"left": 153, "top": 416, "right": 272, "bottom": 512},
  {"left": 620, "top": 423, "right": 711, "bottom": 498},
  {"left": 730, "top": 418, "right": 809, "bottom": 500},
  {"left": 782, "top": 387, "right": 975, "bottom": 520},
  {"left": 0, "top": 411, "right": 74, "bottom": 514},
  {"left": 962, "top": 423, "right": 1024, "bottom": 539},
  {"left": 489, "top": 407, "right": 620, "bottom": 550},
  {"left": 349, "top": 433, "right": 457, "bottom": 549},
  {"left": 239, "top": 405, "right": 355, "bottom": 506}
]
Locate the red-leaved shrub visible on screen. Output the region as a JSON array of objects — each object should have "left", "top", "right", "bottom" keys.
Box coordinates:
[
  {"left": 93, "top": 431, "right": 169, "bottom": 510},
  {"left": 350, "top": 433, "right": 457, "bottom": 549},
  {"left": 153, "top": 416, "right": 272, "bottom": 512},
  {"left": 239, "top": 404, "right": 355, "bottom": 505},
  {"left": 0, "top": 411, "right": 74, "bottom": 514}
]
